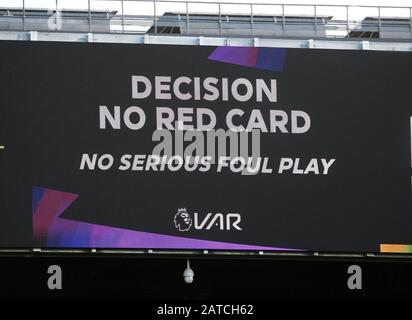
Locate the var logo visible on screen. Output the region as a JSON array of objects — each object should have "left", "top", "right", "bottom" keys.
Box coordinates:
[{"left": 174, "top": 208, "right": 242, "bottom": 232}]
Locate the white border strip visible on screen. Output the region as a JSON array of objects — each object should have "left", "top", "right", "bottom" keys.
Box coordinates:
[{"left": 1, "top": 31, "right": 412, "bottom": 52}]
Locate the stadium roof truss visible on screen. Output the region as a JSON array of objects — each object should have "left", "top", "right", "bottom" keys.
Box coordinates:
[{"left": 0, "top": 1, "right": 412, "bottom": 52}]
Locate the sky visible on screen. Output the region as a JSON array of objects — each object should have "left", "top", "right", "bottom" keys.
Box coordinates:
[
  {"left": 2, "top": 0, "right": 412, "bottom": 8},
  {"left": 2, "top": 0, "right": 412, "bottom": 4}
]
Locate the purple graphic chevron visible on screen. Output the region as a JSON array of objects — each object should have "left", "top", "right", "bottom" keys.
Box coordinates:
[{"left": 208, "top": 47, "right": 287, "bottom": 72}]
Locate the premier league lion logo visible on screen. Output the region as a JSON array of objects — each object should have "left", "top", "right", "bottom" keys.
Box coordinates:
[{"left": 174, "top": 208, "right": 192, "bottom": 232}]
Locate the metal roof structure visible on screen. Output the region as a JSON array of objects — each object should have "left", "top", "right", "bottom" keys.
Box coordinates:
[
  {"left": 0, "top": 1, "right": 410, "bottom": 52},
  {"left": 146, "top": 12, "right": 333, "bottom": 37},
  {"left": 0, "top": 8, "right": 117, "bottom": 33}
]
